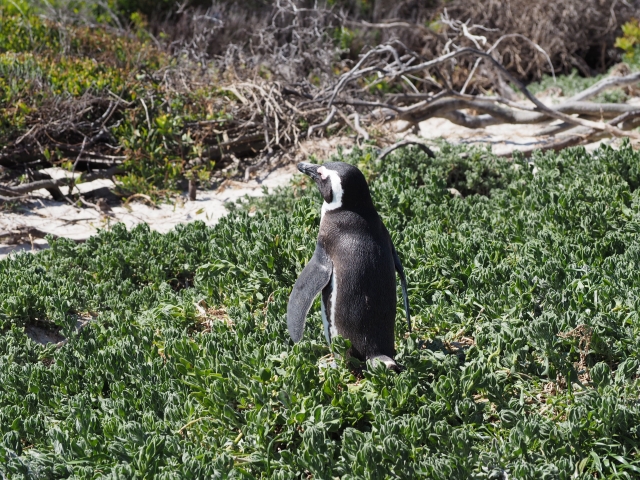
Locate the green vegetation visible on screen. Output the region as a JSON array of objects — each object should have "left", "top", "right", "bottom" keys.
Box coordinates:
[
  {"left": 615, "top": 19, "right": 640, "bottom": 68},
  {"left": 2, "top": 143, "right": 640, "bottom": 478},
  {"left": 0, "top": 0, "right": 226, "bottom": 197},
  {"left": 527, "top": 68, "right": 631, "bottom": 103}
]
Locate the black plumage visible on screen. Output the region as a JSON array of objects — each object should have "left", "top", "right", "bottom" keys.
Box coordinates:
[{"left": 287, "top": 161, "right": 410, "bottom": 370}]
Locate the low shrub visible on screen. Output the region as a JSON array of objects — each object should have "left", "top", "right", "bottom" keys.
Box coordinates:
[{"left": 1, "top": 143, "right": 640, "bottom": 478}]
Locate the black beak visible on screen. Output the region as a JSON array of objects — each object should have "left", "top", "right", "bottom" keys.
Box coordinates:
[{"left": 297, "top": 162, "right": 320, "bottom": 180}]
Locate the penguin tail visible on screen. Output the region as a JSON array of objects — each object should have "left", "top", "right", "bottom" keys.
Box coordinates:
[{"left": 368, "top": 355, "right": 402, "bottom": 372}]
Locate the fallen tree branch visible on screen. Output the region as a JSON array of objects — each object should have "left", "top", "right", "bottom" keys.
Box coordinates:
[
  {"left": 497, "top": 132, "right": 602, "bottom": 158},
  {"left": 0, "top": 185, "right": 22, "bottom": 197},
  {"left": 447, "top": 49, "right": 640, "bottom": 139},
  {"left": 499, "top": 109, "right": 640, "bottom": 158},
  {"left": 0, "top": 165, "right": 123, "bottom": 203},
  {"left": 376, "top": 139, "right": 435, "bottom": 162},
  {"left": 6, "top": 178, "right": 72, "bottom": 196},
  {"left": 0, "top": 227, "right": 86, "bottom": 244},
  {"left": 397, "top": 97, "right": 640, "bottom": 126},
  {"left": 307, "top": 106, "right": 337, "bottom": 137},
  {"left": 606, "top": 109, "right": 640, "bottom": 128},
  {"left": 567, "top": 71, "right": 640, "bottom": 102},
  {"left": 537, "top": 122, "right": 577, "bottom": 136},
  {"left": 80, "top": 165, "right": 124, "bottom": 182},
  {"left": 0, "top": 194, "right": 32, "bottom": 203}
]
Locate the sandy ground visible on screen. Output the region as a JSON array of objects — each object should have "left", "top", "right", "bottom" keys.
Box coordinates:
[
  {"left": 0, "top": 136, "right": 358, "bottom": 260},
  {"left": 0, "top": 115, "right": 630, "bottom": 260},
  {"left": 0, "top": 163, "right": 298, "bottom": 259}
]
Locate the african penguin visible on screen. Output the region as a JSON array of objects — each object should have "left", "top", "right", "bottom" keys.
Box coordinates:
[{"left": 287, "top": 161, "right": 411, "bottom": 371}]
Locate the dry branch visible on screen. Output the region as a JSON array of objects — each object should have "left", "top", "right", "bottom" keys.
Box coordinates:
[
  {"left": 567, "top": 72, "right": 640, "bottom": 102},
  {"left": 397, "top": 98, "right": 639, "bottom": 126},
  {"left": 0, "top": 227, "right": 85, "bottom": 244},
  {"left": 8, "top": 178, "right": 72, "bottom": 195},
  {"left": 4, "top": 3, "right": 640, "bottom": 204},
  {"left": 499, "top": 110, "right": 640, "bottom": 158},
  {"left": 376, "top": 140, "right": 435, "bottom": 163}
]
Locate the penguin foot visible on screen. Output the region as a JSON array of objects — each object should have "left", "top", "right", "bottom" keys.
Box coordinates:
[{"left": 368, "top": 355, "right": 402, "bottom": 372}]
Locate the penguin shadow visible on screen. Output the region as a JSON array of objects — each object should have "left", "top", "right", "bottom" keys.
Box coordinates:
[
  {"left": 314, "top": 335, "right": 475, "bottom": 378},
  {"left": 415, "top": 336, "right": 475, "bottom": 363},
  {"left": 317, "top": 354, "right": 372, "bottom": 381}
]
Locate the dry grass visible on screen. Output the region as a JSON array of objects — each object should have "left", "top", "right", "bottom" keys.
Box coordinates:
[{"left": 442, "top": 0, "right": 634, "bottom": 81}]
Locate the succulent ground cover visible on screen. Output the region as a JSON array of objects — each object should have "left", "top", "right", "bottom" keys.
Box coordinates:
[{"left": 2, "top": 143, "right": 640, "bottom": 478}]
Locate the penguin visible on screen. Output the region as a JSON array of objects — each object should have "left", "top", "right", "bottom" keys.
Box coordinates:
[{"left": 287, "top": 161, "right": 411, "bottom": 371}]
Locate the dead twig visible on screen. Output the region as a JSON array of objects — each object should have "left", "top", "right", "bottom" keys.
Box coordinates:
[
  {"left": 499, "top": 109, "right": 640, "bottom": 158},
  {"left": 376, "top": 140, "right": 435, "bottom": 163},
  {"left": 5, "top": 178, "right": 72, "bottom": 195},
  {"left": 307, "top": 106, "right": 337, "bottom": 137}
]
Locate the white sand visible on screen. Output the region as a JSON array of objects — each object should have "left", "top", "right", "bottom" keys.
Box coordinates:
[
  {"left": 0, "top": 113, "right": 631, "bottom": 260},
  {"left": 0, "top": 163, "right": 297, "bottom": 259}
]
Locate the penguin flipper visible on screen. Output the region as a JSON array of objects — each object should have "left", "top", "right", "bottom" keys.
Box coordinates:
[
  {"left": 287, "top": 242, "right": 333, "bottom": 343},
  {"left": 392, "top": 246, "right": 411, "bottom": 333}
]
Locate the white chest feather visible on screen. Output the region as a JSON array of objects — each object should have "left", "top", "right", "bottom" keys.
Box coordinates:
[{"left": 321, "top": 272, "right": 339, "bottom": 344}]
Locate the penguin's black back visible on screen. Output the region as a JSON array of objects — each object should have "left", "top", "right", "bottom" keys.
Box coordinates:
[{"left": 319, "top": 206, "right": 397, "bottom": 361}]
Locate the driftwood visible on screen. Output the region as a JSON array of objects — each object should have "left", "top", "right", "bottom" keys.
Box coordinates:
[
  {"left": 0, "top": 178, "right": 68, "bottom": 202},
  {"left": 496, "top": 110, "right": 640, "bottom": 158},
  {"left": 7, "top": 178, "right": 72, "bottom": 195},
  {"left": 567, "top": 72, "right": 640, "bottom": 102},
  {"left": 0, "top": 165, "right": 125, "bottom": 205}
]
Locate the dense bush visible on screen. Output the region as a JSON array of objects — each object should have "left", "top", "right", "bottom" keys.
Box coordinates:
[
  {"left": 1, "top": 143, "right": 640, "bottom": 478},
  {"left": 0, "top": 0, "right": 228, "bottom": 196}
]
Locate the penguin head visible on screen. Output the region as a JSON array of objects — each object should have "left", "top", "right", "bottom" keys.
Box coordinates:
[{"left": 297, "top": 161, "right": 373, "bottom": 212}]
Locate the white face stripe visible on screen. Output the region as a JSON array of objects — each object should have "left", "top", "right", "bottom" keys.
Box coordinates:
[{"left": 318, "top": 167, "right": 343, "bottom": 219}]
